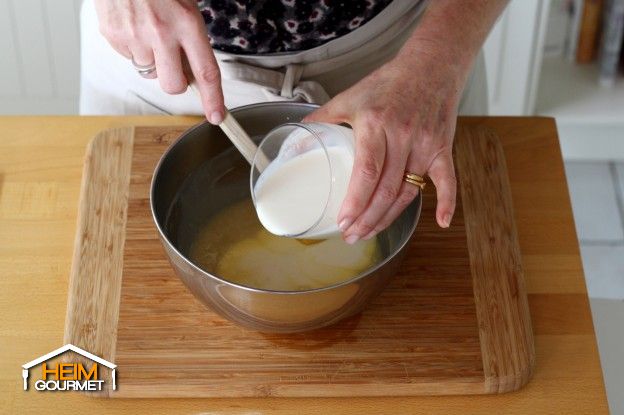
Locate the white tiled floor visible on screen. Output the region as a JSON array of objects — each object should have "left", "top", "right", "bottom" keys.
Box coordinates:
[
  {"left": 591, "top": 298, "right": 624, "bottom": 415},
  {"left": 580, "top": 245, "right": 624, "bottom": 299},
  {"left": 565, "top": 162, "right": 624, "bottom": 241},
  {"left": 616, "top": 164, "right": 624, "bottom": 199},
  {"left": 565, "top": 161, "right": 624, "bottom": 415}
]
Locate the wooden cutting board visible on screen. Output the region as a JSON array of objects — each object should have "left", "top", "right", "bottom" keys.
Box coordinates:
[{"left": 64, "top": 124, "right": 534, "bottom": 398}]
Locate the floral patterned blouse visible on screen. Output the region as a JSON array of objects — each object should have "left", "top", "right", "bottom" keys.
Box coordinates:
[{"left": 198, "top": 0, "right": 394, "bottom": 54}]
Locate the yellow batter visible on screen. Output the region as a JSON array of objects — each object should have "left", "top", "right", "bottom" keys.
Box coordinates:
[{"left": 189, "top": 199, "right": 380, "bottom": 291}]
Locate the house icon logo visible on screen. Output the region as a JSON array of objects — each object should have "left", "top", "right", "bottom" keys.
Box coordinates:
[{"left": 22, "top": 344, "right": 116, "bottom": 392}]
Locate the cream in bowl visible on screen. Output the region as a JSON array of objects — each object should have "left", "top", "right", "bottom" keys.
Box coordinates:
[{"left": 189, "top": 198, "right": 380, "bottom": 291}]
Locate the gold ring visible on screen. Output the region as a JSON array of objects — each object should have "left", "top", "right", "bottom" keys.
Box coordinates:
[{"left": 404, "top": 172, "right": 426, "bottom": 190}]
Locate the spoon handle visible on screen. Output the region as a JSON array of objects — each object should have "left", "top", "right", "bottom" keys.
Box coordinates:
[
  {"left": 189, "top": 82, "right": 269, "bottom": 172},
  {"left": 219, "top": 111, "right": 269, "bottom": 171}
]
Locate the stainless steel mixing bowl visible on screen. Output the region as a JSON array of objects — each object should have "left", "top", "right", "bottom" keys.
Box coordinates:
[{"left": 150, "top": 102, "right": 421, "bottom": 332}]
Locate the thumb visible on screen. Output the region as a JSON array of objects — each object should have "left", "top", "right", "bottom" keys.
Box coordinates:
[
  {"left": 303, "top": 96, "right": 350, "bottom": 124},
  {"left": 427, "top": 150, "right": 457, "bottom": 228}
]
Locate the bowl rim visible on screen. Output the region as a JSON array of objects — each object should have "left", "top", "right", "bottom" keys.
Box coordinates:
[{"left": 150, "top": 102, "right": 421, "bottom": 295}]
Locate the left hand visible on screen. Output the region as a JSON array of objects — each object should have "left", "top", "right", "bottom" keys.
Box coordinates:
[{"left": 304, "top": 50, "right": 466, "bottom": 244}]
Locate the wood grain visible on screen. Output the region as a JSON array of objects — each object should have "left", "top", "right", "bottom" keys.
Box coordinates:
[
  {"left": 62, "top": 127, "right": 134, "bottom": 396},
  {"left": 61, "top": 124, "right": 534, "bottom": 398},
  {"left": 0, "top": 116, "right": 608, "bottom": 413},
  {"left": 455, "top": 125, "right": 534, "bottom": 393},
  {"left": 218, "top": 111, "right": 269, "bottom": 169}
]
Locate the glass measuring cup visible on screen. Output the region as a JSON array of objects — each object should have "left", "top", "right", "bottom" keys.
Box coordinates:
[{"left": 250, "top": 123, "right": 355, "bottom": 239}]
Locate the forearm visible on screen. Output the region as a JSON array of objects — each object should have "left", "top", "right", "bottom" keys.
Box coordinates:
[{"left": 396, "top": 0, "right": 509, "bottom": 82}]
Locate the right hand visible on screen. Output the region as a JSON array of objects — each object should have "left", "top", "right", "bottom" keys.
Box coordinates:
[{"left": 94, "top": 0, "right": 225, "bottom": 124}]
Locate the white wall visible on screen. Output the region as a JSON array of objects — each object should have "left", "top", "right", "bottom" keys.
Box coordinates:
[
  {"left": 0, "top": 0, "right": 83, "bottom": 115},
  {"left": 483, "top": 0, "right": 547, "bottom": 115}
]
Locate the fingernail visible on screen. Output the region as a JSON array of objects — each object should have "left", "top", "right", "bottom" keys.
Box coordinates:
[
  {"left": 338, "top": 218, "right": 353, "bottom": 232},
  {"left": 362, "top": 230, "right": 377, "bottom": 240},
  {"left": 209, "top": 111, "right": 223, "bottom": 125},
  {"left": 345, "top": 234, "right": 360, "bottom": 245},
  {"left": 442, "top": 213, "right": 452, "bottom": 228}
]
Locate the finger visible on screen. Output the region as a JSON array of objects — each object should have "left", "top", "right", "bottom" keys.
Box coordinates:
[
  {"left": 303, "top": 96, "right": 350, "bottom": 124},
  {"left": 129, "top": 45, "right": 157, "bottom": 79},
  {"left": 154, "top": 42, "right": 188, "bottom": 94},
  {"left": 109, "top": 41, "right": 132, "bottom": 59},
  {"left": 337, "top": 121, "right": 386, "bottom": 241},
  {"left": 373, "top": 151, "right": 424, "bottom": 233},
  {"left": 182, "top": 29, "right": 224, "bottom": 124},
  {"left": 428, "top": 150, "right": 457, "bottom": 228},
  {"left": 343, "top": 127, "right": 411, "bottom": 242}
]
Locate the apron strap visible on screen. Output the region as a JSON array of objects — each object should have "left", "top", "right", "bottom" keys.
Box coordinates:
[
  {"left": 218, "top": 60, "right": 330, "bottom": 105},
  {"left": 281, "top": 64, "right": 304, "bottom": 99}
]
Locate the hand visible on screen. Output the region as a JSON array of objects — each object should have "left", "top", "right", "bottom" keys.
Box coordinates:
[
  {"left": 304, "top": 50, "right": 466, "bottom": 243},
  {"left": 94, "top": 0, "right": 225, "bottom": 123}
]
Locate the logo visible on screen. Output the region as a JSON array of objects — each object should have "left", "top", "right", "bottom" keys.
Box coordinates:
[{"left": 22, "top": 344, "right": 116, "bottom": 392}]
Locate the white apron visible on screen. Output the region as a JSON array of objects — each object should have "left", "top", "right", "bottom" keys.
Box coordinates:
[{"left": 79, "top": 0, "right": 487, "bottom": 116}]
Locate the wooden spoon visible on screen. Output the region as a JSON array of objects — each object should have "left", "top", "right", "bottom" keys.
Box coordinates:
[
  {"left": 189, "top": 83, "right": 269, "bottom": 171},
  {"left": 219, "top": 110, "right": 270, "bottom": 171}
]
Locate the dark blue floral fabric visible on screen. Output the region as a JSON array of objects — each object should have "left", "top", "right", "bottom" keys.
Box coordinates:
[{"left": 197, "top": 0, "right": 393, "bottom": 54}]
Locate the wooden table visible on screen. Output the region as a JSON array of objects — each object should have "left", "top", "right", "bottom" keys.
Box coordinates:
[{"left": 0, "top": 116, "right": 608, "bottom": 414}]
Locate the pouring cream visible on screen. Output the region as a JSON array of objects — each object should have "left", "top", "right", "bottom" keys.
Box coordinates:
[{"left": 251, "top": 123, "right": 355, "bottom": 239}]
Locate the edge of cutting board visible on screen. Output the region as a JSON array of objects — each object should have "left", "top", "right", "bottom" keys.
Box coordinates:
[
  {"left": 64, "top": 124, "right": 534, "bottom": 397},
  {"left": 63, "top": 127, "right": 135, "bottom": 397},
  {"left": 455, "top": 125, "right": 535, "bottom": 393}
]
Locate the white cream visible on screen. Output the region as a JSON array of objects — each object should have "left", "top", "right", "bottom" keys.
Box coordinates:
[{"left": 254, "top": 144, "right": 353, "bottom": 238}]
